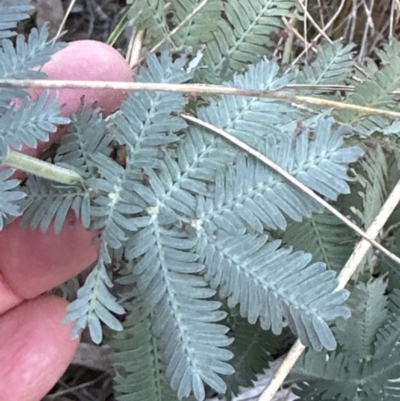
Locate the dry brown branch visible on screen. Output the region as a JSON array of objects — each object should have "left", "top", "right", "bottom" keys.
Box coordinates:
[{"left": 2, "top": 79, "right": 400, "bottom": 119}]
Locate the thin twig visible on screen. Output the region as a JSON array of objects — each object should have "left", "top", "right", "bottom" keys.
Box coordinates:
[
  {"left": 53, "top": 0, "right": 78, "bottom": 43},
  {"left": 258, "top": 340, "right": 305, "bottom": 401},
  {"left": 42, "top": 371, "right": 109, "bottom": 400},
  {"left": 282, "top": 17, "right": 314, "bottom": 55},
  {"left": 336, "top": 179, "right": 400, "bottom": 288},
  {"left": 182, "top": 113, "right": 400, "bottom": 265},
  {"left": 279, "top": 18, "right": 296, "bottom": 63},
  {"left": 2, "top": 79, "right": 400, "bottom": 119},
  {"left": 358, "top": 0, "right": 375, "bottom": 62},
  {"left": 288, "top": 0, "right": 347, "bottom": 69},
  {"left": 258, "top": 178, "right": 400, "bottom": 401},
  {"left": 390, "top": 0, "right": 395, "bottom": 40},
  {"left": 297, "top": 0, "right": 332, "bottom": 43}
]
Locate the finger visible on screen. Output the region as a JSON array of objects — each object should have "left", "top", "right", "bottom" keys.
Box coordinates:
[
  {"left": 0, "top": 296, "right": 79, "bottom": 401},
  {"left": 28, "top": 40, "right": 133, "bottom": 154},
  {"left": 8, "top": 39, "right": 133, "bottom": 177},
  {"left": 0, "top": 210, "right": 99, "bottom": 299},
  {"left": 31, "top": 39, "right": 133, "bottom": 117},
  {"left": 0, "top": 272, "right": 23, "bottom": 314}
]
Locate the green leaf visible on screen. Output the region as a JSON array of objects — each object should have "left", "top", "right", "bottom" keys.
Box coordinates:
[
  {"left": 197, "top": 0, "right": 298, "bottom": 82},
  {"left": 169, "top": 0, "right": 223, "bottom": 49},
  {"left": 289, "top": 280, "right": 400, "bottom": 401},
  {"left": 127, "top": 0, "right": 170, "bottom": 44},
  {"left": 335, "top": 279, "right": 389, "bottom": 361},
  {"left": 224, "top": 315, "right": 278, "bottom": 397},
  {"left": 112, "top": 295, "right": 179, "bottom": 401},
  {"left": 335, "top": 39, "right": 400, "bottom": 135},
  {"left": 283, "top": 211, "right": 356, "bottom": 273}
]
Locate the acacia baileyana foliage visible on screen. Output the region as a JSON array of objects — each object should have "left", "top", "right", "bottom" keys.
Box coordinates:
[{"left": 2, "top": 1, "right": 400, "bottom": 401}]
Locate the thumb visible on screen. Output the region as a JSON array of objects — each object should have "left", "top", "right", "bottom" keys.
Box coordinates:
[{"left": 0, "top": 296, "right": 79, "bottom": 401}]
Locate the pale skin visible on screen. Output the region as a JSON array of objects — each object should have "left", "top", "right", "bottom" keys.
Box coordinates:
[
  {"left": 0, "top": 40, "right": 133, "bottom": 400},
  {"left": 0, "top": 264, "right": 82, "bottom": 400}
]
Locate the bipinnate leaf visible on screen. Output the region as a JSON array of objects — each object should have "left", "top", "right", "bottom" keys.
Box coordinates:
[
  {"left": 0, "top": 168, "right": 25, "bottom": 230},
  {"left": 0, "top": 0, "right": 33, "bottom": 39}
]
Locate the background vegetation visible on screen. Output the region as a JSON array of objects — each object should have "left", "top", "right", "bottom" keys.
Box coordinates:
[{"left": 3, "top": 0, "right": 400, "bottom": 400}]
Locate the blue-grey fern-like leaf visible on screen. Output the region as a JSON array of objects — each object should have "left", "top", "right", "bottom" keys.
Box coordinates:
[
  {"left": 152, "top": 58, "right": 301, "bottom": 221},
  {"left": 86, "top": 153, "right": 147, "bottom": 250},
  {"left": 0, "top": 25, "right": 63, "bottom": 80},
  {"left": 125, "top": 224, "right": 234, "bottom": 401},
  {"left": 295, "top": 40, "right": 355, "bottom": 92},
  {"left": 196, "top": 230, "right": 349, "bottom": 351},
  {"left": 55, "top": 104, "right": 111, "bottom": 177},
  {"left": 201, "top": 59, "right": 299, "bottom": 146},
  {"left": 0, "top": 25, "right": 64, "bottom": 108},
  {"left": 115, "top": 55, "right": 357, "bottom": 354},
  {"left": 81, "top": 49, "right": 201, "bottom": 254},
  {"left": 0, "top": 87, "right": 26, "bottom": 108},
  {"left": 112, "top": 50, "right": 194, "bottom": 168},
  {"left": 0, "top": 0, "right": 33, "bottom": 39},
  {"left": 197, "top": 157, "right": 314, "bottom": 233},
  {"left": 0, "top": 168, "right": 25, "bottom": 229},
  {"left": 0, "top": 135, "right": 7, "bottom": 163},
  {"left": 64, "top": 256, "right": 125, "bottom": 344},
  {"left": 87, "top": 50, "right": 201, "bottom": 251},
  {"left": 129, "top": 162, "right": 198, "bottom": 225},
  {"left": 155, "top": 62, "right": 360, "bottom": 229},
  {"left": 19, "top": 174, "right": 90, "bottom": 234},
  {"left": 290, "top": 117, "right": 363, "bottom": 199},
  {"left": 0, "top": 91, "right": 68, "bottom": 159},
  {"left": 192, "top": 117, "right": 362, "bottom": 235}
]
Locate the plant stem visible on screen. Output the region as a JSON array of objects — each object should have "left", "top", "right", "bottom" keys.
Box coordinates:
[{"left": 4, "top": 151, "right": 83, "bottom": 185}]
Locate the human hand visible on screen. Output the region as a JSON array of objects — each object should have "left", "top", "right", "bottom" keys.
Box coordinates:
[
  {"left": 0, "top": 261, "right": 84, "bottom": 400},
  {"left": 0, "top": 208, "right": 100, "bottom": 400},
  {"left": 0, "top": 40, "right": 132, "bottom": 400}
]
